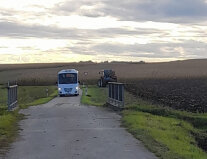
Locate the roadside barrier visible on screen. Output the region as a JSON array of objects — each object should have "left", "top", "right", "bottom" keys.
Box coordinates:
[
  {"left": 7, "top": 81, "right": 18, "bottom": 111},
  {"left": 107, "top": 82, "right": 124, "bottom": 109}
]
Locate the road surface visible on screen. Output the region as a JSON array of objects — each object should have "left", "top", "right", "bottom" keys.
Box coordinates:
[{"left": 4, "top": 93, "right": 157, "bottom": 159}]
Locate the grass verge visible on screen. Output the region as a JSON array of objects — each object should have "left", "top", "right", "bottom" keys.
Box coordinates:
[
  {"left": 81, "top": 85, "right": 107, "bottom": 106},
  {"left": 81, "top": 85, "right": 207, "bottom": 159},
  {"left": 0, "top": 86, "right": 57, "bottom": 156},
  {"left": 122, "top": 111, "right": 207, "bottom": 159}
]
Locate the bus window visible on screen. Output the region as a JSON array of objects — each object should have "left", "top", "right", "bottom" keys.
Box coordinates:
[{"left": 58, "top": 73, "right": 77, "bottom": 84}]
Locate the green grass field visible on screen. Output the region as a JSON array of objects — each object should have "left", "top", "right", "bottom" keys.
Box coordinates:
[
  {"left": 81, "top": 85, "right": 207, "bottom": 159},
  {"left": 0, "top": 85, "right": 57, "bottom": 156}
]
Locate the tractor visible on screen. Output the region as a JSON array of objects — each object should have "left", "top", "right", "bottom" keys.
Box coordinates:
[{"left": 98, "top": 69, "right": 117, "bottom": 87}]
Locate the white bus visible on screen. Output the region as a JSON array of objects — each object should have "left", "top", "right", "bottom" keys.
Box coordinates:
[{"left": 58, "top": 69, "right": 79, "bottom": 96}]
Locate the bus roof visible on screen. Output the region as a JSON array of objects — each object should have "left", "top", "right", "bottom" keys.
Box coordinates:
[{"left": 58, "top": 69, "right": 78, "bottom": 74}]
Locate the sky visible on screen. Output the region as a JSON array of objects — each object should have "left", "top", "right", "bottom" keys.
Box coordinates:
[{"left": 0, "top": 0, "right": 207, "bottom": 63}]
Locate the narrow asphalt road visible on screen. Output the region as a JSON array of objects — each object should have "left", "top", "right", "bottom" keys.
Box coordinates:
[{"left": 4, "top": 93, "right": 157, "bottom": 159}]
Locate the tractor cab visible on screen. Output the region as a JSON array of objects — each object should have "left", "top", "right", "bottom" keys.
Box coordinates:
[{"left": 98, "top": 69, "right": 117, "bottom": 87}]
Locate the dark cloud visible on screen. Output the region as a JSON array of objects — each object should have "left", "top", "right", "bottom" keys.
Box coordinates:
[
  {"left": 0, "top": 21, "right": 80, "bottom": 39},
  {"left": 0, "top": 21, "right": 163, "bottom": 39},
  {"left": 104, "top": 0, "right": 207, "bottom": 22},
  {"left": 91, "top": 40, "right": 207, "bottom": 58},
  {"left": 55, "top": 0, "right": 207, "bottom": 23}
]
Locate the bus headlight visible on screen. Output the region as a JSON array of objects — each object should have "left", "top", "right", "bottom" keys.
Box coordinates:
[
  {"left": 76, "top": 86, "right": 78, "bottom": 90},
  {"left": 58, "top": 88, "right": 61, "bottom": 91}
]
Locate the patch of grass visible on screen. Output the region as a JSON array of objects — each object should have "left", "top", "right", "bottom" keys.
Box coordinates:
[
  {"left": 0, "top": 86, "right": 57, "bottom": 112},
  {"left": 18, "top": 86, "right": 57, "bottom": 105},
  {"left": 18, "top": 86, "right": 57, "bottom": 109},
  {"left": 122, "top": 111, "right": 207, "bottom": 159},
  {"left": 124, "top": 91, "right": 207, "bottom": 152},
  {"left": 0, "top": 85, "right": 7, "bottom": 115},
  {"left": 81, "top": 85, "right": 107, "bottom": 106},
  {"left": 0, "top": 110, "right": 24, "bottom": 156}
]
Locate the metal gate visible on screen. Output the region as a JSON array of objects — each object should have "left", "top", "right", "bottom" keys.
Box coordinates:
[
  {"left": 107, "top": 82, "right": 124, "bottom": 108},
  {"left": 7, "top": 81, "right": 18, "bottom": 111}
]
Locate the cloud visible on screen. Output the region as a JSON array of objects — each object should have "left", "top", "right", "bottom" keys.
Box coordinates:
[
  {"left": 91, "top": 40, "right": 207, "bottom": 59},
  {"left": 52, "top": 0, "right": 105, "bottom": 17},
  {"left": 0, "top": 21, "right": 164, "bottom": 39},
  {"left": 0, "top": 0, "right": 207, "bottom": 63},
  {"left": 79, "top": 0, "right": 207, "bottom": 23},
  {"left": 0, "top": 21, "right": 80, "bottom": 39},
  {"left": 0, "top": 19, "right": 207, "bottom": 62}
]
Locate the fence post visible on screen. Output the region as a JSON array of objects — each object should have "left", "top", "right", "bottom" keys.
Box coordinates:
[
  {"left": 46, "top": 88, "right": 49, "bottom": 97},
  {"left": 16, "top": 82, "right": 17, "bottom": 108},
  {"left": 121, "top": 84, "right": 124, "bottom": 107},
  {"left": 7, "top": 81, "right": 10, "bottom": 110},
  {"left": 85, "top": 85, "right": 88, "bottom": 96}
]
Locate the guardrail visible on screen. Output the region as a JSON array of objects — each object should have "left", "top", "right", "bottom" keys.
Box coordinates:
[
  {"left": 7, "top": 81, "right": 18, "bottom": 111},
  {"left": 107, "top": 82, "right": 124, "bottom": 108}
]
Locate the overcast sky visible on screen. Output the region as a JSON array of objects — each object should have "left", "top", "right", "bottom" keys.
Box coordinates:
[{"left": 0, "top": 0, "right": 207, "bottom": 63}]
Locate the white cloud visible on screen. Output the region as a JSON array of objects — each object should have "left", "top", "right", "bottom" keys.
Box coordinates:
[
  {"left": 0, "top": 0, "right": 61, "bottom": 9},
  {"left": 0, "top": 38, "right": 69, "bottom": 55}
]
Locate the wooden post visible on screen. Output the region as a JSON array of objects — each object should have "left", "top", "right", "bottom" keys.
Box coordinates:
[{"left": 46, "top": 88, "right": 49, "bottom": 97}]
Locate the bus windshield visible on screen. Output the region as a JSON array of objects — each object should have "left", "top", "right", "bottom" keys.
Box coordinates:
[{"left": 58, "top": 73, "right": 77, "bottom": 84}]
